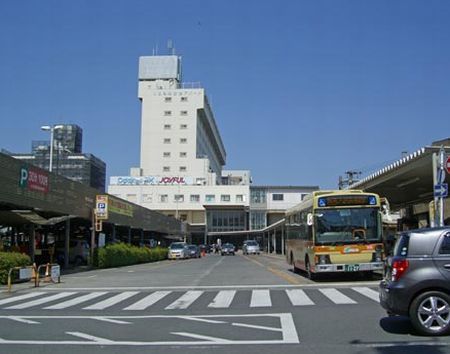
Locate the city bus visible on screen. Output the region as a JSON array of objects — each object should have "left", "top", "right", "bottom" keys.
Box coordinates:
[{"left": 285, "top": 190, "right": 384, "bottom": 279}]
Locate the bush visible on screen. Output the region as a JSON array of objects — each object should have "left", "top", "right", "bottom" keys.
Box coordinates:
[
  {"left": 0, "top": 252, "right": 32, "bottom": 284},
  {"left": 95, "top": 243, "right": 168, "bottom": 268}
]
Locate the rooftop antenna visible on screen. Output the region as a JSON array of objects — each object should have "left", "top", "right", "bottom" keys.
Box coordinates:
[{"left": 167, "top": 39, "right": 175, "bottom": 55}]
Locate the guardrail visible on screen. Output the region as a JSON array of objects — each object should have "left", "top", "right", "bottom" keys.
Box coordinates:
[
  {"left": 7, "top": 265, "right": 36, "bottom": 292},
  {"left": 36, "top": 263, "right": 61, "bottom": 288},
  {"left": 7, "top": 263, "right": 61, "bottom": 292}
]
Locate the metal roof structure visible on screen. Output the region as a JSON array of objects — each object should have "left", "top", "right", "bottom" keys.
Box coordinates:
[{"left": 348, "top": 143, "right": 450, "bottom": 211}]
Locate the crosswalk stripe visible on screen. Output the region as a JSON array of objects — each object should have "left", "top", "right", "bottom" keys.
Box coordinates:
[
  {"left": 285, "top": 289, "right": 315, "bottom": 306},
  {"left": 124, "top": 291, "right": 171, "bottom": 310},
  {"left": 83, "top": 291, "right": 139, "bottom": 310},
  {"left": 165, "top": 291, "right": 203, "bottom": 310},
  {"left": 44, "top": 292, "right": 108, "bottom": 310},
  {"left": 208, "top": 290, "right": 236, "bottom": 308},
  {"left": 5, "top": 292, "right": 77, "bottom": 309},
  {"left": 0, "top": 292, "right": 45, "bottom": 306},
  {"left": 250, "top": 289, "right": 271, "bottom": 307},
  {"left": 319, "top": 288, "right": 356, "bottom": 304},
  {"left": 351, "top": 287, "right": 380, "bottom": 303}
]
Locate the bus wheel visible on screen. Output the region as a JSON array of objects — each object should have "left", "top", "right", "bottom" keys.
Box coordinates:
[{"left": 305, "top": 258, "right": 315, "bottom": 281}]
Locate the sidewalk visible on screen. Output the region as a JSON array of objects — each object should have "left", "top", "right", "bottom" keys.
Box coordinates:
[{"left": 0, "top": 264, "right": 93, "bottom": 294}]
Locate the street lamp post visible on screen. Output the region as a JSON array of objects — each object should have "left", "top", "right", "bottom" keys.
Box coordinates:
[{"left": 41, "top": 125, "right": 64, "bottom": 172}]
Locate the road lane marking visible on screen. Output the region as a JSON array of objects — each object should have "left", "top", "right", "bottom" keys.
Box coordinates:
[
  {"left": 0, "top": 292, "right": 45, "bottom": 305},
  {"left": 7, "top": 316, "right": 40, "bottom": 324},
  {"left": 44, "top": 292, "right": 108, "bottom": 309},
  {"left": 232, "top": 322, "right": 283, "bottom": 332},
  {"left": 124, "top": 291, "right": 171, "bottom": 310},
  {"left": 208, "top": 290, "right": 236, "bottom": 308},
  {"left": 250, "top": 289, "right": 272, "bottom": 307},
  {"left": 83, "top": 292, "right": 139, "bottom": 310},
  {"left": 5, "top": 292, "right": 77, "bottom": 309},
  {"left": 319, "top": 288, "right": 356, "bottom": 304},
  {"left": 172, "top": 332, "right": 232, "bottom": 343},
  {"left": 165, "top": 291, "right": 203, "bottom": 310},
  {"left": 0, "top": 313, "right": 299, "bottom": 345},
  {"left": 351, "top": 287, "right": 380, "bottom": 302},
  {"left": 66, "top": 332, "right": 114, "bottom": 343},
  {"left": 285, "top": 289, "right": 315, "bottom": 306}
]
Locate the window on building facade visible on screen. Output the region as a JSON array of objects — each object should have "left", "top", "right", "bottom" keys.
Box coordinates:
[
  {"left": 180, "top": 124, "right": 188, "bottom": 129},
  {"left": 251, "top": 189, "right": 267, "bottom": 204},
  {"left": 163, "top": 166, "right": 170, "bottom": 172},
  {"left": 272, "top": 194, "right": 284, "bottom": 201},
  {"left": 190, "top": 194, "right": 200, "bottom": 203},
  {"left": 207, "top": 210, "right": 246, "bottom": 232},
  {"left": 164, "top": 124, "right": 171, "bottom": 130},
  {"left": 221, "top": 195, "right": 231, "bottom": 202},
  {"left": 163, "top": 138, "right": 171, "bottom": 144},
  {"left": 180, "top": 152, "right": 187, "bottom": 158},
  {"left": 236, "top": 194, "right": 245, "bottom": 203},
  {"left": 159, "top": 194, "right": 168, "bottom": 203},
  {"left": 164, "top": 97, "right": 172, "bottom": 102},
  {"left": 163, "top": 152, "right": 171, "bottom": 158},
  {"left": 179, "top": 166, "right": 187, "bottom": 172},
  {"left": 181, "top": 97, "right": 188, "bottom": 102},
  {"left": 179, "top": 214, "right": 188, "bottom": 222},
  {"left": 174, "top": 194, "right": 184, "bottom": 203},
  {"left": 164, "top": 110, "right": 172, "bottom": 116},
  {"left": 142, "top": 194, "right": 152, "bottom": 203},
  {"left": 205, "top": 194, "right": 215, "bottom": 203},
  {"left": 180, "top": 138, "right": 187, "bottom": 144},
  {"left": 180, "top": 110, "right": 188, "bottom": 116}
]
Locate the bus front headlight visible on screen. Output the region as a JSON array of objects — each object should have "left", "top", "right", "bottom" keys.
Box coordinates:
[{"left": 316, "top": 255, "right": 331, "bottom": 265}]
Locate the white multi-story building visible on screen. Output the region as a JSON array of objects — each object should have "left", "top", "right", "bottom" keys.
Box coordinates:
[{"left": 108, "top": 53, "right": 318, "bottom": 244}]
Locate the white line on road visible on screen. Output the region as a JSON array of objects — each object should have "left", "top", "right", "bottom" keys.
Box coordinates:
[
  {"left": 83, "top": 291, "right": 139, "bottom": 310},
  {"left": 319, "top": 288, "right": 356, "bottom": 304},
  {"left": 123, "top": 291, "right": 171, "bottom": 310},
  {"left": 165, "top": 291, "right": 203, "bottom": 310},
  {"left": 5, "top": 292, "right": 77, "bottom": 309},
  {"left": 232, "top": 322, "right": 283, "bottom": 332},
  {"left": 44, "top": 292, "right": 108, "bottom": 309},
  {"left": 0, "top": 292, "right": 45, "bottom": 306},
  {"left": 285, "top": 289, "right": 315, "bottom": 306},
  {"left": 351, "top": 287, "right": 380, "bottom": 302},
  {"left": 208, "top": 290, "right": 236, "bottom": 308},
  {"left": 250, "top": 289, "right": 272, "bottom": 307},
  {"left": 172, "top": 332, "right": 232, "bottom": 343},
  {"left": 66, "top": 332, "right": 114, "bottom": 343},
  {"left": 7, "top": 316, "right": 40, "bottom": 324}
]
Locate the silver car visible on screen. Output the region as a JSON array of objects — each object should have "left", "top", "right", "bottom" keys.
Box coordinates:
[
  {"left": 243, "top": 240, "right": 260, "bottom": 255},
  {"left": 168, "top": 242, "right": 188, "bottom": 260}
]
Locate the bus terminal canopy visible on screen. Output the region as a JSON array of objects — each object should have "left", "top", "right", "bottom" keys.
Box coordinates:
[
  {"left": 0, "top": 152, "right": 183, "bottom": 235},
  {"left": 348, "top": 143, "right": 450, "bottom": 211}
]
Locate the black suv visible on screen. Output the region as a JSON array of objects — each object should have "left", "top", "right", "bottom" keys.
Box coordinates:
[{"left": 379, "top": 227, "right": 450, "bottom": 335}]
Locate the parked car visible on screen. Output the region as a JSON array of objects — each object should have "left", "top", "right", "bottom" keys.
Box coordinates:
[
  {"left": 199, "top": 244, "right": 211, "bottom": 253},
  {"left": 379, "top": 227, "right": 450, "bottom": 336},
  {"left": 243, "top": 240, "right": 260, "bottom": 255},
  {"left": 187, "top": 244, "right": 201, "bottom": 258},
  {"left": 221, "top": 243, "right": 235, "bottom": 256},
  {"left": 56, "top": 239, "right": 90, "bottom": 265},
  {"left": 167, "top": 242, "right": 188, "bottom": 260}
]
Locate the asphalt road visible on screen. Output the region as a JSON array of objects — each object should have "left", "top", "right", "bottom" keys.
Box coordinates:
[{"left": 0, "top": 252, "right": 449, "bottom": 354}]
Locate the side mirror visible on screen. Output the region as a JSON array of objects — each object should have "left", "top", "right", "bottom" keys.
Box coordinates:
[{"left": 307, "top": 213, "right": 313, "bottom": 226}]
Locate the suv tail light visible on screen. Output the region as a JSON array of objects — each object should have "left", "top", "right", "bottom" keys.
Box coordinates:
[{"left": 391, "top": 259, "right": 409, "bottom": 281}]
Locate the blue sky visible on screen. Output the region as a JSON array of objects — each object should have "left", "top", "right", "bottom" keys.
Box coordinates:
[{"left": 1, "top": 0, "right": 449, "bottom": 189}]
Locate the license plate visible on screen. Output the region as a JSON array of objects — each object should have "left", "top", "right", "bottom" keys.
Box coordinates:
[{"left": 345, "top": 264, "right": 360, "bottom": 272}]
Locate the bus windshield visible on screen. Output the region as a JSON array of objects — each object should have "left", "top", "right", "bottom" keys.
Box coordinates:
[{"left": 315, "top": 208, "right": 380, "bottom": 245}]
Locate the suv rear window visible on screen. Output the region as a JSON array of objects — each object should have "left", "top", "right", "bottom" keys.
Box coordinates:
[{"left": 393, "top": 234, "right": 409, "bottom": 257}]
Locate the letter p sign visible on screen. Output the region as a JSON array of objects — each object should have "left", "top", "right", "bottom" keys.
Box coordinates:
[{"left": 19, "top": 167, "right": 29, "bottom": 188}]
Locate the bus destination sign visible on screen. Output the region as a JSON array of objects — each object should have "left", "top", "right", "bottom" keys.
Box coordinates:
[{"left": 318, "top": 195, "right": 377, "bottom": 207}]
